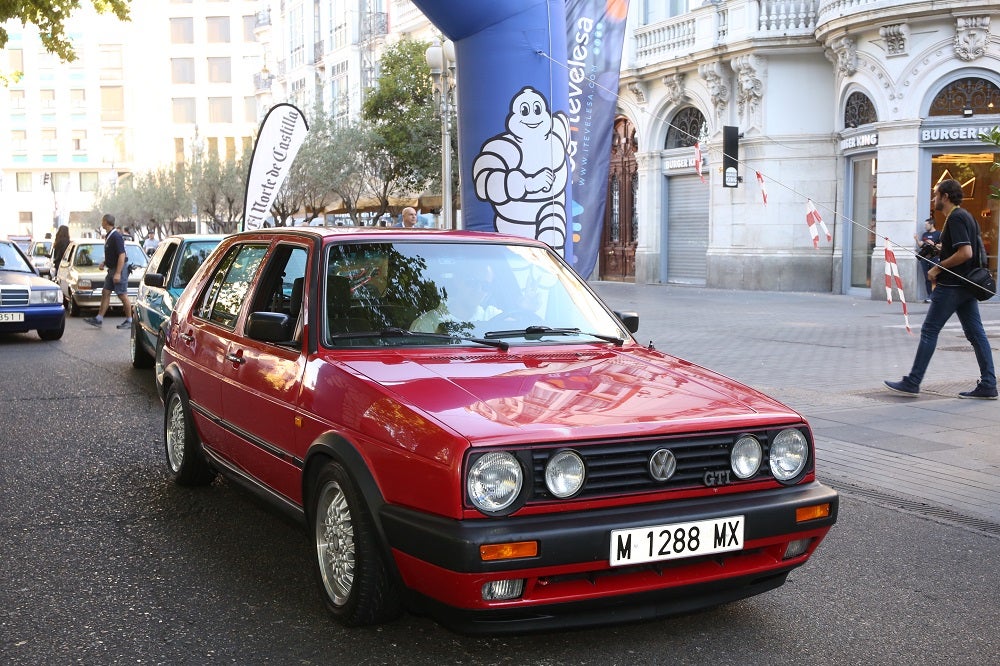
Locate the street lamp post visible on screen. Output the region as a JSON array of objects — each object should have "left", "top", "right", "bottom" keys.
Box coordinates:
[{"left": 425, "top": 39, "right": 457, "bottom": 230}]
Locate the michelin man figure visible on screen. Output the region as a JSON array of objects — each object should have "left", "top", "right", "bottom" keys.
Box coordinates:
[{"left": 472, "top": 86, "right": 570, "bottom": 255}]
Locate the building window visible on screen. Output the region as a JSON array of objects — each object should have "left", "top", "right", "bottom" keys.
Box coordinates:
[
  {"left": 172, "top": 58, "right": 196, "bottom": 84},
  {"left": 99, "top": 45, "right": 123, "bottom": 80},
  {"left": 70, "top": 89, "right": 86, "bottom": 109},
  {"left": 40, "top": 89, "right": 56, "bottom": 109},
  {"left": 8, "top": 48, "right": 23, "bottom": 72},
  {"left": 225, "top": 137, "right": 236, "bottom": 160},
  {"left": 207, "top": 57, "right": 231, "bottom": 83},
  {"left": 72, "top": 129, "right": 87, "bottom": 151},
  {"left": 9, "top": 89, "right": 25, "bottom": 109},
  {"left": 206, "top": 16, "right": 231, "bottom": 43},
  {"left": 243, "top": 15, "right": 256, "bottom": 42},
  {"left": 11, "top": 130, "right": 27, "bottom": 152},
  {"left": 170, "top": 17, "right": 194, "bottom": 44},
  {"left": 16, "top": 172, "right": 32, "bottom": 192},
  {"left": 288, "top": 5, "right": 305, "bottom": 67},
  {"left": 209, "top": 97, "right": 233, "bottom": 123},
  {"left": 207, "top": 137, "right": 219, "bottom": 157},
  {"left": 929, "top": 77, "right": 1000, "bottom": 116},
  {"left": 100, "top": 86, "right": 125, "bottom": 122},
  {"left": 175, "top": 138, "right": 186, "bottom": 164},
  {"left": 41, "top": 129, "right": 57, "bottom": 152},
  {"left": 80, "top": 172, "right": 100, "bottom": 192},
  {"left": 844, "top": 91, "right": 878, "bottom": 128},
  {"left": 664, "top": 107, "right": 707, "bottom": 149},
  {"left": 51, "top": 172, "right": 71, "bottom": 192},
  {"left": 244, "top": 96, "right": 257, "bottom": 123},
  {"left": 103, "top": 131, "right": 126, "bottom": 164},
  {"left": 173, "top": 97, "right": 196, "bottom": 123}
]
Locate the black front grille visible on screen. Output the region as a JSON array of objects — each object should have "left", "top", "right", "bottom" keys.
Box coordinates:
[
  {"left": 0, "top": 288, "right": 30, "bottom": 307},
  {"left": 527, "top": 428, "right": 795, "bottom": 502}
]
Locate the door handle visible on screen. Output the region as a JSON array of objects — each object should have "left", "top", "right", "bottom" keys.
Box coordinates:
[
  {"left": 180, "top": 332, "right": 194, "bottom": 344},
  {"left": 225, "top": 352, "right": 245, "bottom": 365}
]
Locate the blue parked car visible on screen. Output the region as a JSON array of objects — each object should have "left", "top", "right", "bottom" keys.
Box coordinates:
[
  {"left": 131, "top": 234, "right": 224, "bottom": 371},
  {"left": 0, "top": 239, "right": 65, "bottom": 341}
]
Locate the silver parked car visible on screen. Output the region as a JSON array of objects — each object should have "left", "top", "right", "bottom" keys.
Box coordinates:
[{"left": 56, "top": 240, "right": 149, "bottom": 316}]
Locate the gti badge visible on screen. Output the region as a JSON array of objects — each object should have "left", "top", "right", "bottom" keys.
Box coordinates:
[{"left": 648, "top": 448, "right": 677, "bottom": 482}]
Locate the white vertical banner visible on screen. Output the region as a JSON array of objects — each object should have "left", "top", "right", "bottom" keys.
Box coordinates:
[{"left": 242, "top": 103, "right": 309, "bottom": 231}]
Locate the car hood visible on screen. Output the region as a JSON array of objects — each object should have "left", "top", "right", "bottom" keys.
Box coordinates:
[
  {"left": 340, "top": 345, "right": 801, "bottom": 444},
  {"left": 1, "top": 270, "right": 55, "bottom": 289}
]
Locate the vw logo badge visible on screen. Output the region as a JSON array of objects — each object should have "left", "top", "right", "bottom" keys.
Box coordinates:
[{"left": 648, "top": 448, "right": 677, "bottom": 482}]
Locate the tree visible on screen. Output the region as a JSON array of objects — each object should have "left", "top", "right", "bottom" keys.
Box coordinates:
[
  {"left": 361, "top": 38, "right": 440, "bottom": 215},
  {"left": 1, "top": 1, "right": 131, "bottom": 63},
  {"left": 983, "top": 127, "right": 1000, "bottom": 200}
]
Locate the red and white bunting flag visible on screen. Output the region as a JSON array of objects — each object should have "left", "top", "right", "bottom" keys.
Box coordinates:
[
  {"left": 694, "top": 141, "right": 705, "bottom": 184},
  {"left": 805, "top": 199, "right": 832, "bottom": 249},
  {"left": 755, "top": 171, "right": 767, "bottom": 206},
  {"left": 884, "top": 247, "right": 911, "bottom": 333}
]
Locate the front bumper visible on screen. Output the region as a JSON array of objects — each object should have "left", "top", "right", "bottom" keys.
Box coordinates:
[
  {"left": 71, "top": 287, "right": 138, "bottom": 309},
  {"left": 381, "top": 481, "right": 838, "bottom": 633},
  {"left": 0, "top": 305, "right": 65, "bottom": 333}
]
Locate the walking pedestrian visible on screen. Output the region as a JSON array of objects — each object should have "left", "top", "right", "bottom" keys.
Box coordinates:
[
  {"left": 915, "top": 216, "right": 940, "bottom": 302},
  {"left": 83, "top": 214, "right": 134, "bottom": 329},
  {"left": 884, "top": 179, "right": 997, "bottom": 399}
]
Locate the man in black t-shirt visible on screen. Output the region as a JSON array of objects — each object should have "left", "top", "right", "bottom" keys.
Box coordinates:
[
  {"left": 885, "top": 178, "right": 996, "bottom": 399},
  {"left": 84, "top": 214, "right": 134, "bottom": 329}
]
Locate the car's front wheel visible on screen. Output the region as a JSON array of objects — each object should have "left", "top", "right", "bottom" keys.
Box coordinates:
[
  {"left": 311, "top": 461, "right": 401, "bottom": 626},
  {"left": 38, "top": 320, "right": 65, "bottom": 341},
  {"left": 164, "top": 385, "right": 215, "bottom": 486},
  {"left": 130, "top": 318, "right": 154, "bottom": 368}
]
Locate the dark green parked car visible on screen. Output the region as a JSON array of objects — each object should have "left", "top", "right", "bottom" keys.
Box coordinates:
[{"left": 131, "top": 234, "right": 225, "bottom": 377}]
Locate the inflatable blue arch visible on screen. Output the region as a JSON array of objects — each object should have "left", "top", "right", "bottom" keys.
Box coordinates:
[{"left": 410, "top": 0, "right": 629, "bottom": 277}]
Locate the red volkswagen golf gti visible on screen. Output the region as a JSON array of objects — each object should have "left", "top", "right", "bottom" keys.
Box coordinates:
[{"left": 159, "top": 227, "right": 838, "bottom": 633}]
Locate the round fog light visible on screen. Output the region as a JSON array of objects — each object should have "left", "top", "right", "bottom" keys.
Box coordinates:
[
  {"left": 545, "top": 449, "right": 585, "bottom": 498},
  {"left": 731, "top": 435, "right": 762, "bottom": 479}
]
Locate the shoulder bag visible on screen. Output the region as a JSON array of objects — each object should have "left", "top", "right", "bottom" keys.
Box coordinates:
[{"left": 966, "top": 230, "right": 996, "bottom": 301}]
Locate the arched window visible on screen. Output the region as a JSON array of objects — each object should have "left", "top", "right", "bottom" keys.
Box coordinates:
[
  {"left": 929, "top": 77, "right": 1000, "bottom": 116},
  {"left": 665, "top": 107, "right": 707, "bottom": 149},
  {"left": 844, "top": 91, "right": 877, "bottom": 128}
]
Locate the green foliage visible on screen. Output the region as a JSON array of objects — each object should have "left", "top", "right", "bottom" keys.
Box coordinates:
[
  {"left": 361, "top": 38, "right": 440, "bottom": 207},
  {"left": 0, "top": 1, "right": 131, "bottom": 62},
  {"left": 981, "top": 126, "right": 1000, "bottom": 200}
]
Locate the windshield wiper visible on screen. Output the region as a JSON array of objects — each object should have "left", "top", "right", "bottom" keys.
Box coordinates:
[
  {"left": 330, "top": 327, "right": 509, "bottom": 351},
  {"left": 485, "top": 325, "right": 624, "bottom": 346}
]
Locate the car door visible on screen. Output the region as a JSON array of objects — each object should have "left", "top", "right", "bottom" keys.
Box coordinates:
[
  {"left": 137, "top": 238, "right": 180, "bottom": 348},
  {"left": 176, "top": 241, "right": 270, "bottom": 459},
  {"left": 218, "top": 241, "right": 310, "bottom": 503},
  {"left": 56, "top": 242, "right": 76, "bottom": 302}
]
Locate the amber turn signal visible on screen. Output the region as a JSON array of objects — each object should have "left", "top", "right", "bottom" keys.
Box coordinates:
[
  {"left": 480, "top": 541, "right": 539, "bottom": 561},
  {"left": 796, "top": 503, "right": 831, "bottom": 523}
]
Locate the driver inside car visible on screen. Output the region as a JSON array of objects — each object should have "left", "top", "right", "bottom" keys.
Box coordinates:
[{"left": 409, "top": 265, "right": 502, "bottom": 335}]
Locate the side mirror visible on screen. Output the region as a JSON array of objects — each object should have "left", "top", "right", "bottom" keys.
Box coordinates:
[
  {"left": 247, "top": 311, "right": 293, "bottom": 343},
  {"left": 614, "top": 310, "right": 639, "bottom": 334},
  {"left": 143, "top": 272, "right": 165, "bottom": 288}
]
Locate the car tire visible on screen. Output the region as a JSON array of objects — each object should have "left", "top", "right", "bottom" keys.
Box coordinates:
[
  {"left": 311, "top": 461, "right": 402, "bottom": 626},
  {"left": 68, "top": 294, "right": 80, "bottom": 317},
  {"left": 131, "top": 318, "right": 154, "bottom": 368},
  {"left": 164, "top": 385, "right": 215, "bottom": 486},
  {"left": 38, "top": 320, "right": 65, "bottom": 341}
]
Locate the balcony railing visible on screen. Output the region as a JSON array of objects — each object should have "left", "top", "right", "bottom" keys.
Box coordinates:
[{"left": 634, "top": 0, "right": 820, "bottom": 66}]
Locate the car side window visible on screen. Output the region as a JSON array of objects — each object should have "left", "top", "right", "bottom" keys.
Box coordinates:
[
  {"left": 247, "top": 243, "right": 309, "bottom": 323},
  {"left": 174, "top": 241, "right": 220, "bottom": 289},
  {"left": 195, "top": 243, "right": 269, "bottom": 329},
  {"left": 150, "top": 241, "right": 178, "bottom": 280}
]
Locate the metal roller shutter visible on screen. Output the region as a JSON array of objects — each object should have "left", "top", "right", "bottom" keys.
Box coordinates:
[{"left": 666, "top": 174, "right": 709, "bottom": 284}]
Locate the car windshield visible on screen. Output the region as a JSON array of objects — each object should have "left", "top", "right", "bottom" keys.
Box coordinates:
[
  {"left": 323, "top": 240, "right": 628, "bottom": 347},
  {"left": 73, "top": 242, "right": 149, "bottom": 269},
  {"left": 0, "top": 242, "right": 34, "bottom": 273},
  {"left": 32, "top": 242, "right": 52, "bottom": 257}
]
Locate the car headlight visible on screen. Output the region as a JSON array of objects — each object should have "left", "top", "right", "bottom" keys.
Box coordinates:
[
  {"left": 467, "top": 452, "right": 522, "bottom": 514},
  {"left": 32, "top": 289, "right": 59, "bottom": 304},
  {"left": 731, "top": 435, "right": 763, "bottom": 479},
  {"left": 545, "top": 449, "right": 585, "bottom": 498},
  {"left": 769, "top": 428, "right": 809, "bottom": 482}
]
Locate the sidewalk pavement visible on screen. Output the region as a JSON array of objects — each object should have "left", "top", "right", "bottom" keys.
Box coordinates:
[{"left": 591, "top": 282, "right": 1000, "bottom": 532}]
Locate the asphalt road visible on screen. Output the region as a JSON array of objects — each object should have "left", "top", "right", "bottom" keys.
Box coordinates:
[{"left": 1, "top": 318, "right": 998, "bottom": 665}]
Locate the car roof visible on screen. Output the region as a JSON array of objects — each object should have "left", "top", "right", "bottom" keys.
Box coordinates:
[
  {"left": 227, "top": 227, "right": 544, "bottom": 247},
  {"left": 165, "top": 233, "right": 227, "bottom": 242}
]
